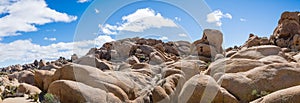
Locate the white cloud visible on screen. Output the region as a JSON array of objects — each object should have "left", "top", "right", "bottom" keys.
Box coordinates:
[
  {"left": 95, "top": 8, "right": 100, "bottom": 14},
  {"left": 46, "top": 29, "right": 56, "bottom": 32},
  {"left": 0, "top": 0, "right": 77, "bottom": 39},
  {"left": 95, "top": 35, "right": 115, "bottom": 46},
  {"left": 175, "top": 17, "right": 181, "bottom": 21},
  {"left": 44, "top": 37, "right": 57, "bottom": 41},
  {"left": 99, "top": 8, "right": 178, "bottom": 35},
  {"left": 0, "top": 35, "right": 114, "bottom": 64},
  {"left": 77, "top": 0, "right": 90, "bottom": 3},
  {"left": 206, "top": 10, "right": 232, "bottom": 26},
  {"left": 240, "top": 18, "right": 246, "bottom": 22},
  {"left": 159, "top": 36, "right": 168, "bottom": 41},
  {"left": 178, "top": 33, "right": 187, "bottom": 37}
]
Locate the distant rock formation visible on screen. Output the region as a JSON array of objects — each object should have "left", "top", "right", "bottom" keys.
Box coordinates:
[{"left": 270, "top": 11, "right": 300, "bottom": 51}]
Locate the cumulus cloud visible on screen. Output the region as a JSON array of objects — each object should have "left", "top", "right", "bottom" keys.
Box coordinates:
[
  {"left": 0, "top": 0, "right": 77, "bottom": 39},
  {"left": 77, "top": 0, "right": 90, "bottom": 3},
  {"left": 44, "top": 37, "right": 57, "bottom": 41},
  {"left": 178, "top": 33, "right": 187, "bottom": 37},
  {"left": 95, "top": 8, "right": 100, "bottom": 14},
  {"left": 0, "top": 35, "right": 114, "bottom": 64},
  {"left": 206, "top": 10, "right": 232, "bottom": 26},
  {"left": 159, "top": 36, "right": 168, "bottom": 41},
  {"left": 45, "top": 29, "right": 56, "bottom": 32},
  {"left": 99, "top": 8, "right": 178, "bottom": 35},
  {"left": 240, "top": 18, "right": 246, "bottom": 22},
  {"left": 175, "top": 17, "right": 181, "bottom": 21}
]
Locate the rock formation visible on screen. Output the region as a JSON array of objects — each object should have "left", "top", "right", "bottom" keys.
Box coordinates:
[{"left": 1, "top": 11, "right": 300, "bottom": 103}]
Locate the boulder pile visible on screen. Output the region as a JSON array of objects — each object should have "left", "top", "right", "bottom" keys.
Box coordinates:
[{"left": 1, "top": 11, "right": 300, "bottom": 103}]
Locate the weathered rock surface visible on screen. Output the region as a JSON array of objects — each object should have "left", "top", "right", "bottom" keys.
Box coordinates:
[
  {"left": 74, "top": 55, "right": 113, "bottom": 71},
  {"left": 17, "top": 83, "right": 41, "bottom": 95},
  {"left": 231, "top": 45, "right": 281, "bottom": 59},
  {"left": 34, "top": 70, "right": 55, "bottom": 92},
  {"left": 3, "top": 11, "right": 300, "bottom": 103},
  {"left": 206, "top": 58, "right": 267, "bottom": 80},
  {"left": 48, "top": 80, "right": 122, "bottom": 103},
  {"left": 218, "top": 63, "right": 300, "bottom": 102},
  {"left": 251, "top": 85, "right": 300, "bottom": 103},
  {"left": 270, "top": 11, "right": 300, "bottom": 50},
  {"left": 7, "top": 70, "right": 34, "bottom": 85},
  {"left": 179, "top": 74, "right": 238, "bottom": 103},
  {"left": 191, "top": 29, "right": 224, "bottom": 62}
]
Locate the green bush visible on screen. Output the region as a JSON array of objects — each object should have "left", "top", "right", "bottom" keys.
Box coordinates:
[
  {"left": 42, "top": 93, "right": 60, "bottom": 103},
  {"left": 0, "top": 72, "right": 8, "bottom": 75},
  {"left": 1, "top": 85, "right": 20, "bottom": 99},
  {"left": 251, "top": 89, "right": 270, "bottom": 98},
  {"left": 28, "top": 93, "right": 39, "bottom": 102}
]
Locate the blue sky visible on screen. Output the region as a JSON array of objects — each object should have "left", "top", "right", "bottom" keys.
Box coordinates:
[{"left": 0, "top": 0, "right": 299, "bottom": 67}]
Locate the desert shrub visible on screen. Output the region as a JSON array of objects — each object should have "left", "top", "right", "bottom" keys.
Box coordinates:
[
  {"left": 2, "top": 85, "right": 20, "bottom": 98},
  {"left": 42, "top": 93, "right": 60, "bottom": 103},
  {"left": 28, "top": 93, "right": 39, "bottom": 102},
  {"left": 251, "top": 89, "right": 270, "bottom": 98},
  {"left": 0, "top": 72, "right": 8, "bottom": 75}
]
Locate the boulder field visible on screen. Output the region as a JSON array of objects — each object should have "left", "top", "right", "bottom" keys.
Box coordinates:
[{"left": 1, "top": 11, "right": 300, "bottom": 103}]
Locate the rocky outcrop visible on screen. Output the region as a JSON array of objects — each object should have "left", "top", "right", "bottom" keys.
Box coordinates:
[
  {"left": 48, "top": 80, "right": 122, "bottom": 103},
  {"left": 7, "top": 70, "right": 34, "bottom": 85},
  {"left": 242, "top": 34, "right": 270, "bottom": 48},
  {"left": 74, "top": 55, "right": 113, "bottom": 71},
  {"left": 251, "top": 85, "right": 300, "bottom": 103},
  {"left": 206, "top": 58, "right": 267, "bottom": 80},
  {"left": 3, "top": 11, "right": 300, "bottom": 103},
  {"left": 34, "top": 70, "right": 55, "bottom": 92},
  {"left": 218, "top": 63, "right": 300, "bottom": 102},
  {"left": 191, "top": 29, "right": 223, "bottom": 62},
  {"left": 179, "top": 74, "right": 238, "bottom": 103},
  {"left": 230, "top": 45, "right": 281, "bottom": 59},
  {"left": 270, "top": 11, "right": 300, "bottom": 50},
  {"left": 17, "top": 83, "right": 41, "bottom": 95}
]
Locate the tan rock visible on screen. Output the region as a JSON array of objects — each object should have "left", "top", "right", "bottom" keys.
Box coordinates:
[
  {"left": 258, "top": 55, "right": 288, "bottom": 63},
  {"left": 293, "top": 52, "right": 300, "bottom": 62},
  {"left": 206, "top": 58, "right": 266, "bottom": 80},
  {"left": 71, "top": 54, "right": 78, "bottom": 61},
  {"left": 34, "top": 70, "right": 54, "bottom": 91},
  {"left": 218, "top": 63, "right": 300, "bottom": 102},
  {"left": 270, "top": 11, "right": 300, "bottom": 49},
  {"left": 231, "top": 45, "right": 281, "bottom": 59},
  {"left": 39, "top": 59, "right": 47, "bottom": 68},
  {"left": 179, "top": 74, "right": 238, "bottom": 103},
  {"left": 251, "top": 85, "right": 300, "bottom": 103},
  {"left": 74, "top": 55, "right": 112, "bottom": 71},
  {"left": 106, "top": 71, "right": 153, "bottom": 99},
  {"left": 191, "top": 29, "right": 223, "bottom": 61},
  {"left": 8, "top": 70, "right": 34, "bottom": 85},
  {"left": 149, "top": 53, "right": 165, "bottom": 65},
  {"left": 161, "top": 68, "right": 184, "bottom": 78},
  {"left": 225, "top": 50, "right": 237, "bottom": 57},
  {"left": 152, "top": 86, "right": 170, "bottom": 103},
  {"left": 51, "top": 63, "right": 135, "bottom": 100},
  {"left": 48, "top": 80, "right": 122, "bottom": 103},
  {"left": 291, "top": 34, "right": 300, "bottom": 50},
  {"left": 126, "top": 55, "right": 140, "bottom": 65},
  {"left": 164, "top": 42, "right": 180, "bottom": 56},
  {"left": 132, "top": 63, "right": 150, "bottom": 69},
  {"left": 112, "top": 41, "right": 135, "bottom": 60},
  {"left": 18, "top": 83, "right": 41, "bottom": 95},
  {"left": 195, "top": 29, "right": 223, "bottom": 50},
  {"left": 167, "top": 60, "right": 206, "bottom": 79},
  {"left": 174, "top": 41, "right": 191, "bottom": 56}
]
